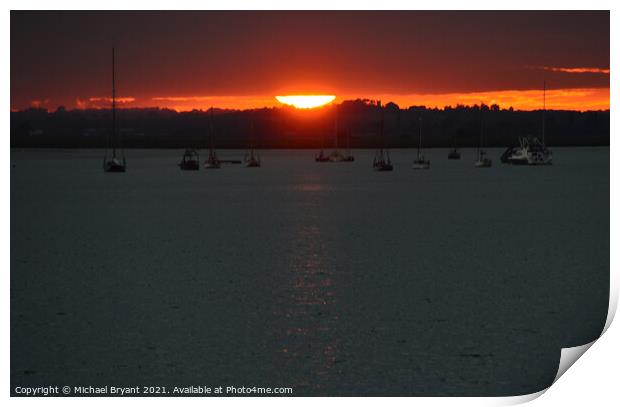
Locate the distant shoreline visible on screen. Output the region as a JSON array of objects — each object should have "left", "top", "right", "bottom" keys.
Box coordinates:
[{"left": 11, "top": 101, "right": 609, "bottom": 149}]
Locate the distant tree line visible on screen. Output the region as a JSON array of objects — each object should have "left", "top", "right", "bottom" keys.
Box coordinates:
[{"left": 10, "top": 99, "right": 609, "bottom": 149}]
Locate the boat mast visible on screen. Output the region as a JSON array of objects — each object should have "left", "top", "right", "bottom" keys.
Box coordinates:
[
  {"left": 418, "top": 116, "right": 422, "bottom": 158},
  {"left": 346, "top": 128, "right": 351, "bottom": 152},
  {"left": 479, "top": 103, "right": 484, "bottom": 154},
  {"left": 334, "top": 108, "right": 339, "bottom": 149},
  {"left": 111, "top": 47, "right": 116, "bottom": 158},
  {"left": 542, "top": 80, "right": 546, "bottom": 144},
  {"left": 249, "top": 117, "right": 256, "bottom": 158},
  {"left": 250, "top": 119, "right": 254, "bottom": 156},
  {"left": 379, "top": 100, "right": 384, "bottom": 158},
  {"left": 209, "top": 107, "right": 215, "bottom": 153}
]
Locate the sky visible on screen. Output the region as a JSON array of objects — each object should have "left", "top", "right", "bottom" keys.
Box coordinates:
[{"left": 10, "top": 11, "right": 610, "bottom": 111}]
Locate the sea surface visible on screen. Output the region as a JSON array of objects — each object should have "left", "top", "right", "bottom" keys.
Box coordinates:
[{"left": 10, "top": 148, "right": 609, "bottom": 396}]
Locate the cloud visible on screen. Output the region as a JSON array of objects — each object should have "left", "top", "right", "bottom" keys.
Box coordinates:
[
  {"left": 75, "top": 97, "right": 136, "bottom": 109},
  {"left": 152, "top": 96, "right": 216, "bottom": 102},
  {"left": 30, "top": 99, "right": 50, "bottom": 109},
  {"left": 151, "top": 95, "right": 276, "bottom": 111},
  {"left": 88, "top": 97, "right": 136, "bottom": 104},
  {"left": 538, "top": 66, "right": 610, "bottom": 74}
]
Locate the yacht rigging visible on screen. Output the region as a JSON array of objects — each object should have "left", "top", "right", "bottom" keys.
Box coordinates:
[
  {"left": 103, "top": 48, "right": 126, "bottom": 173},
  {"left": 412, "top": 116, "right": 430, "bottom": 170},
  {"left": 373, "top": 101, "right": 393, "bottom": 171}
]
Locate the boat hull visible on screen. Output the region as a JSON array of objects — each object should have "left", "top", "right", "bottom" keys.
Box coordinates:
[
  {"left": 179, "top": 161, "right": 200, "bottom": 171},
  {"left": 104, "top": 160, "right": 126, "bottom": 173},
  {"left": 104, "top": 164, "right": 126, "bottom": 172},
  {"left": 204, "top": 161, "right": 221, "bottom": 169},
  {"left": 413, "top": 160, "right": 430, "bottom": 170},
  {"left": 328, "top": 156, "right": 345, "bottom": 162}
]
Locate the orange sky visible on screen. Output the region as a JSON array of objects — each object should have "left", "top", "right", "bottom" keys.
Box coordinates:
[
  {"left": 57, "top": 87, "right": 609, "bottom": 112},
  {"left": 11, "top": 11, "right": 610, "bottom": 113}
]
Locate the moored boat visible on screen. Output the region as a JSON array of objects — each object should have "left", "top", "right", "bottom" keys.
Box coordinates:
[
  {"left": 315, "top": 150, "right": 329, "bottom": 162},
  {"left": 448, "top": 133, "right": 461, "bottom": 159},
  {"left": 244, "top": 148, "right": 261, "bottom": 167},
  {"left": 373, "top": 102, "right": 393, "bottom": 171},
  {"left": 103, "top": 48, "right": 127, "bottom": 173},
  {"left": 244, "top": 120, "right": 261, "bottom": 167},
  {"left": 204, "top": 108, "right": 221, "bottom": 169},
  {"left": 474, "top": 150, "right": 492, "bottom": 168},
  {"left": 501, "top": 83, "right": 552, "bottom": 166},
  {"left": 448, "top": 148, "right": 461, "bottom": 159},
  {"left": 179, "top": 149, "right": 200, "bottom": 170},
  {"left": 412, "top": 117, "right": 430, "bottom": 170}
]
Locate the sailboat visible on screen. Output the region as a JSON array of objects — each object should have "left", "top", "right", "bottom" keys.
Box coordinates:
[
  {"left": 244, "top": 147, "right": 260, "bottom": 167},
  {"left": 244, "top": 120, "right": 261, "bottom": 167},
  {"left": 103, "top": 48, "right": 126, "bottom": 173},
  {"left": 179, "top": 148, "right": 200, "bottom": 170},
  {"left": 373, "top": 148, "right": 393, "bottom": 171},
  {"left": 373, "top": 101, "right": 393, "bottom": 171},
  {"left": 412, "top": 116, "right": 430, "bottom": 170},
  {"left": 447, "top": 133, "right": 461, "bottom": 159},
  {"left": 315, "top": 130, "right": 329, "bottom": 162},
  {"left": 328, "top": 111, "right": 345, "bottom": 162},
  {"left": 204, "top": 108, "right": 221, "bottom": 169},
  {"left": 343, "top": 129, "right": 355, "bottom": 161},
  {"left": 501, "top": 82, "right": 552, "bottom": 165},
  {"left": 474, "top": 109, "right": 492, "bottom": 168},
  {"left": 315, "top": 150, "right": 329, "bottom": 162}
]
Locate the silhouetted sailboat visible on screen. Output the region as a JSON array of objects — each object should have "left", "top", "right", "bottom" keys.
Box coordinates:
[
  {"left": 244, "top": 120, "right": 261, "bottom": 167},
  {"left": 328, "top": 111, "right": 345, "bottom": 162},
  {"left": 475, "top": 149, "right": 492, "bottom": 168},
  {"left": 412, "top": 116, "right": 430, "bottom": 170},
  {"left": 103, "top": 48, "right": 126, "bottom": 173},
  {"left": 448, "top": 133, "right": 461, "bottom": 159},
  {"left": 179, "top": 148, "right": 200, "bottom": 170},
  {"left": 474, "top": 109, "right": 492, "bottom": 168},
  {"left": 373, "top": 101, "right": 393, "bottom": 171},
  {"left": 204, "top": 108, "right": 221, "bottom": 169},
  {"left": 343, "top": 129, "right": 355, "bottom": 161},
  {"left": 315, "top": 129, "right": 329, "bottom": 162},
  {"left": 315, "top": 150, "right": 329, "bottom": 162}
]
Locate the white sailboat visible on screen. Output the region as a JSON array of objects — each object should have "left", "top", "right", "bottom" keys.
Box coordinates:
[{"left": 412, "top": 116, "right": 430, "bottom": 170}]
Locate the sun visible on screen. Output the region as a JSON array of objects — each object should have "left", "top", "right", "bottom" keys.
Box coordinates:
[{"left": 275, "top": 95, "right": 336, "bottom": 109}]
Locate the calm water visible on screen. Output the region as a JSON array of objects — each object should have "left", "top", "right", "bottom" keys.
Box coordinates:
[{"left": 11, "top": 148, "right": 609, "bottom": 396}]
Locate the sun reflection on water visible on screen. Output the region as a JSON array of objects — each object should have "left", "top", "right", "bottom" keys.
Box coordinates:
[{"left": 276, "top": 182, "right": 342, "bottom": 395}]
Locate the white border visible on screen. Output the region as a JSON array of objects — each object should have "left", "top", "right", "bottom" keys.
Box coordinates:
[{"left": 5, "top": 2, "right": 616, "bottom": 406}]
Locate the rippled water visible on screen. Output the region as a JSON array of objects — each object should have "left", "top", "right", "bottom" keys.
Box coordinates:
[{"left": 11, "top": 148, "right": 609, "bottom": 396}]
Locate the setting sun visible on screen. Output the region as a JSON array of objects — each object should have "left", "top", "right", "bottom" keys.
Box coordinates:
[{"left": 275, "top": 95, "right": 336, "bottom": 109}]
